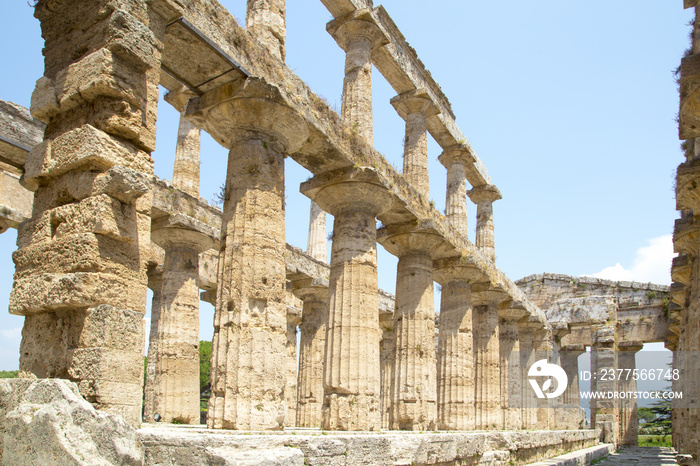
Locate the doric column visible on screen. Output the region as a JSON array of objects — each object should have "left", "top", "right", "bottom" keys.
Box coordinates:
[
  {"left": 291, "top": 279, "right": 328, "bottom": 428},
  {"left": 144, "top": 269, "right": 164, "bottom": 422},
  {"left": 498, "top": 305, "right": 527, "bottom": 431},
  {"left": 172, "top": 114, "right": 201, "bottom": 198},
  {"left": 378, "top": 223, "right": 447, "bottom": 430},
  {"left": 15, "top": 0, "right": 178, "bottom": 427},
  {"left": 187, "top": 78, "right": 309, "bottom": 430},
  {"left": 390, "top": 90, "right": 439, "bottom": 198},
  {"left": 468, "top": 185, "right": 502, "bottom": 263},
  {"left": 328, "top": 11, "right": 389, "bottom": 145},
  {"left": 433, "top": 260, "right": 483, "bottom": 431},
  {"left": 472, "top": 286, "right": 508, "bottom": 430},
  {"left": 285, "top": 298, "right": 302, "bottom": 428},
  {"left": 307, "top": 200, "right": 327, "bottom": 262},
  {"left": 379, "top": 309, "right": 395, "bottom": 429},
  {"left": 591, "top": 324, "right": 619, "bottom": 444},
  {"left": 438, "top": 146, "right": 474, "bottom": 236},
  {"left": 149, "top": 215, "right": 215, "bottom": 424},
  {"left": 301, "top": 167, "right": 392, "bottom": 431},
  {"left": 518, "top": 320, "right": 547, "bottom": 430},
  {"left": 246, "top": 0, "right": 286, "bottom": 61},
  {"left": 618, "top": 342, "right": 642, "bottom": 446},
  {"left": 558, "top": 343, "right": 586, "bottom": 430}
]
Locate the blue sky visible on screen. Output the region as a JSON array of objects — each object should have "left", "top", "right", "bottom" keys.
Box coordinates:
[{"left": 0, "top": 1, "right": 690, "bottom": 370}]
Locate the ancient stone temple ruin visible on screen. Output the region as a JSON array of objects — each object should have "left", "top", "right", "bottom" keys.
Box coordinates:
[{"left": 0, "top": 0, "right": 692, "bottom": 464}]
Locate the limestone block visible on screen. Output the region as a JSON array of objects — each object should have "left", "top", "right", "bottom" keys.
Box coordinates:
[
  {"left": 206, "top": 447, "right": 304, "bottom": 466},
  {"left": 55, "top": 48, "right": 148, "bottom": 113},
  {"left": 13, "top": 233, "right": 141, "bottom": 281},
  {"left": 30, "top": 76, "right": 59, "bottom": 123},
  {"left": 22, "top": 125, "right": 152, "bottom": 191},
  {"left": 10, "top": 272, "right": 145, "bottom": 315},
  {"left": 1, "top": 378, "right": 143, "bottom": 466},
  {"left": 0, "top": 169, "right": 33, "bottom": 229}
]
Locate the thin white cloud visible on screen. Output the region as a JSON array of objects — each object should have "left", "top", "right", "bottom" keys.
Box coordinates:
[{"left": 587, "top": 234, "right": 674, "bottom": 285}]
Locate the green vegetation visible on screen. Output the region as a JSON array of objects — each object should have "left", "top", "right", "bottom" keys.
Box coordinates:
[
  {"left": 200, "top": 341, "right": 212, "bottom": 416},
  {"left": 0, "top": 370, "right": 18, "bottom": 378},
  {"left": 639, "top": 435, "right": 673, "bottom": 447},
  {"left": 638, "top": 407, "right": 656, "bottom": 424}
]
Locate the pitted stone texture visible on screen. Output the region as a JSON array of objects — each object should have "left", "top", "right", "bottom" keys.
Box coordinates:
[
  {"left": 137, "top": 425, "right": 600, "bottom": 466},
  {"left": 246, "top": 0, "right": 287, "bottom": 61},
  {"left": 473, "top": 297, "right": 501, "bottom": 430},
  {"left": 1, "top": 378, "right": 143, "bottom": 466},
  {"left": 209, "top": 136, "right": 288, "bottom": 431}
]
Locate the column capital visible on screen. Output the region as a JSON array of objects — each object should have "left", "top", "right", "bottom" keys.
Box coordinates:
[
  {"left": 187, "top": 77, "right": 309, "bottom": 152},
  {"left": 151, "top": 213, "right": 218, "bottom": 252},
  {"left": 289, "top": 277, "right": 329, "bottom": 303},
  {"left": 390, "top": 89, "right": 440, "bottom": 120},
  {"left": 327, "top": 10, "right": 389, "bottom": 52},
  {"left": 300, "top": 166, "right": 393, "bottom": 217},
  {"left": 497, "top": 300, "right": 528, "bottom": 321},
  {"left": 377, "top": 221, "right": 449, "bottom": 259},
  {"left": 468, "top": 184, "right": 502, "bottom": 204},
  {"left": 438, "top": 144, "right": 476, "bottom": 169},
  {"left": 433, "top": 256, "right": 485, "bottom": 284}
]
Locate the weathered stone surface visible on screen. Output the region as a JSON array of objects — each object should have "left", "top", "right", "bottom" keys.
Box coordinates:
[
  {"left": 137, "top": 425, "right": 600, "bottom": 466},
  {"left": 1, "top": 378, "right": 143, "bottom": 466}
]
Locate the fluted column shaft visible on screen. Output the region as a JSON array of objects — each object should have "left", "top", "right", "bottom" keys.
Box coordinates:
[
  {"left": 391, "top": 90, "right": 438, "bottom": 198},
  {"left": 439, "top": 149, "right": 471, "bottom": 236},
  {"left": 246, "top": 0, "right": 286, "bottom": 61},
  {"left": 436, "top": 279, "right": 474, "bottom": 430},
  {"left": 209, "top": 135, "right": 288, "bottom": 430},
  {"left": 518, "top": 323, "right": 538, "bottom": 430},
  {"left": 618, "top": 344, "right": 642, "bottom": 446},
  {"left": 390, "top": 253, "right": 436, "bottom": 430},
  {"left": 591, "top": 325, "right": 619, "bottom": 444},
  {"left": 379, "top": 311, "right": 395, "bottom": 429},
  {"left": 468, "top": 185, "right": 501, "bottom": 263},
  {"left": 561, "top": 349, "right": 584, "bottom": 406},
  {"left": 307, "top": 201, "right": 327, "bottom": 262},
  {"left": 172, "top": 114, "right": 201, "bottom": 198},
  {"left": 295, "top": 286, "right": 328, "bottom": 428},
  {"left": 342, "top": 36, "right": 373, "bottom": 144},
  {"left": 323, "top": 207, "right": 382, "bottom": 430},
  {"left": 499, "top": 316, "right": 522, "bottom": 430},
  {"left": 473, "top": 293, "right": 501, "bottom": 430},
  {"left": 285, "top": 303, "right": 302, "bottom": 428},
  {"left": 151, "top": 245, "right": 202, "bottom": 424},
  {"left": 144, "top": 272, "right": 163, "bottom": 423}
]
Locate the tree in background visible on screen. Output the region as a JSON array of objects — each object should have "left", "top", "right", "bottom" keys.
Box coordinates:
[
  {"left": 638, "top": 406, "right": 657, "bottom": 424},
  {"left": 200, "top": 341, "right": 212, "bottom": 415}
]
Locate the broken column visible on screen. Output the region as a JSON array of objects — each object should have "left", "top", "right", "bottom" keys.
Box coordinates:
[
  {"left": 327, "top": 11, "right": 388, "bottom": 145},
  {"left": 468, "top": 185, "right": 501, "bottom": 263},
  {"left": 187, "top": 78, "right": 309, "bottom": 430},
  {"left": 246, "top": 0, "right": 287, "bottom": 61},
  {"left": 292, "top": 279, "right": 327, "bottom": 428},
  {"left": 471, "top": 286, "right": 505, "bottom": 430},
  {"left": 14, "top": 0, "right": 177, "bottom": 427},
  {"left": 149, "top": 215, "right": 215, "bottom": 424},
  {"left": 301, "top": 168, "right": 392, "bottom": 431},
  {"left": 618, "top": 342, "right": 642, "bottom": 446},
  {"left": 390, "top": 89, "right": 438, "bottom": 198},
  {"left": 439, "top": 146, "right": 472, "bottom": 236}
]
